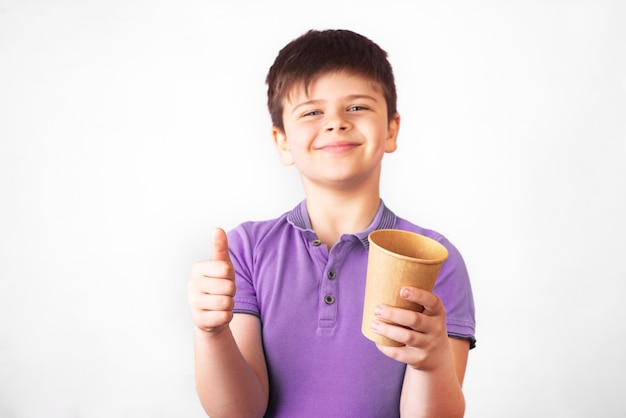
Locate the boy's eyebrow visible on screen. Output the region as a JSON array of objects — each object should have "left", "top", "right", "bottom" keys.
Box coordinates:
[
  {"left": 345, "top": 94, "right": 379, "bottom": 103},
  {"left": 291, "top": 94, "right": 379, "bottom": 113}
]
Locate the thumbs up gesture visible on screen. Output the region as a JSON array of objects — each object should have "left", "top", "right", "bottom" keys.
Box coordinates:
[{"left": 188, "top": 228, "right": 236, "bottom": 333}]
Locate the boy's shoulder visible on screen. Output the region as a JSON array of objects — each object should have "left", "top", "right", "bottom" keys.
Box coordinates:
[
  {"left": 391, "top": 212, "right": 463, "bottom": 258},
  {"left": 393, "top": 215, "right": 445, "bottom": 242}
]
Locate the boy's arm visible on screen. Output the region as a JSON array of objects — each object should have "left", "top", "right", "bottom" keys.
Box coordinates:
[
  {"left": 370, "top": 287, "right": 469, "bottom": 418},
  {"left": 189, "top": 228, "right": 269, "bottom": 418},
  {"left": 193, "top": 314, "right": 268, "bottom": 418},
  {"left": 399, "top": 337, "right": 468, "bottom": 418}
]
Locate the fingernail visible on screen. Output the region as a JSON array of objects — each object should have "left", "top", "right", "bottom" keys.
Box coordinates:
[
  {"left": 400, "top": 288, "right": 411, "bottom": 299},
  {"left": 374, "top": 306, "right": 383, "bottom": 317},
  {"left": 370, "top": 321, "right": 379, "bottom": 331}
]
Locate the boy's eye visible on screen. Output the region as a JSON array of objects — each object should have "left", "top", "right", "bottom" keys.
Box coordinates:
[
  {"left": 348, "top": 105, "right": 367, "bottom": 112},
  {"left": 303, "top": 110, "right": 322, "bottom": 117}
]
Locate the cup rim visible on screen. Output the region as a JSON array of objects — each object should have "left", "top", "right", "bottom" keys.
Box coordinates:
[{"left": 368, "top": 229, "right": 449, "bottom": 264}]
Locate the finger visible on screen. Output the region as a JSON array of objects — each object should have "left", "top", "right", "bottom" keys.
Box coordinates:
[
  {"left": 197, "top": 277, "right": 236, "bottom": 297},
  {"left": 196, "top": 310, "right": 234, "bottom": 331},
  {"left": 399, "top": 287, "right": 444, "bottom": 316},
  {"left": 194, "top": 293, "right": 235, "bottom": 312},
  {"left": 191, "top": 259, "right": 233, "bottom": 280},
  {"left": 374, "top": 304, "right": 429, "bottom": 334},
  {"left": 371, "top": 319, "right": 426, "bottom": 350},
  {"left": 211, "top": 227, "right": 231, "bottom": 262}
]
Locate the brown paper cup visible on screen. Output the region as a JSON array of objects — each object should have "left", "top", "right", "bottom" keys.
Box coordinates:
[{"left": 361, "top": 229, "right": 449, "bottom": 347}]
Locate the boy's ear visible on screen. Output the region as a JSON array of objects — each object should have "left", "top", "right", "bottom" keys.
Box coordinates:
[
  {"left": 384, "top": 113, "right": 401, "bottom": 153},
  {"left": 272, "top": 127, "right": 295, "bottom": 166}
]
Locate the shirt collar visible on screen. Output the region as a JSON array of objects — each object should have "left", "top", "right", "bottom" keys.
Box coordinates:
[{"left": 287, "top": 199, "right": 397, "bottom": 249}]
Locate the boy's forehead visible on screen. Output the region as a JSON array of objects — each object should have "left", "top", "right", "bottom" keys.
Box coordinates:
[{"left": 283, "top": 71, "right": 382, "bottom": 104}]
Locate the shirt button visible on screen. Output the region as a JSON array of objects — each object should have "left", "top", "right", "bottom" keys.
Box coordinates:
[
  {"left": 327, "top": 269, "right": 336, "bottom": 280},
  {"left": 312, "top": 239, "right": 322, "bottom": 246},
  {"left": 324, "top": 294, "right": 335, "bottom": 305}
]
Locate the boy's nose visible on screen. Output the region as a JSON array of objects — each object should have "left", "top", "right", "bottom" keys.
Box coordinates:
[
  {"left": 325, "top": 125, "right": 348, "bottom": 132},
  {"left": 324, "top": 115, "right": 351, "bottom": 132}
]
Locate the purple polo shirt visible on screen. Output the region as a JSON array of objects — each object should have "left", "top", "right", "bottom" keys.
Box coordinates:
[{"left": 229, "top": 200, "right": 475, "bottom": 417}]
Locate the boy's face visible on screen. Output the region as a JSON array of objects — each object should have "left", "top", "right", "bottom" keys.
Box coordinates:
[{"left": 273, "top": 71, "right": 400, "bottom": 190}]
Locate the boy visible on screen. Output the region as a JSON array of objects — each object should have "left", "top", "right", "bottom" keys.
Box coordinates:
[{"left": 188, "top": 29, "right": 476, "bottom": 417}]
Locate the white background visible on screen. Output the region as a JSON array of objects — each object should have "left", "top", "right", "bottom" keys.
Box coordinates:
[{"left": 1, "top": 1, "right": 625, "bottom": 417}]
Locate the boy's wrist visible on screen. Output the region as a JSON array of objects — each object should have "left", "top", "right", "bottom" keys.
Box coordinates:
[{"left": 194, "top": 324, "right": 232, "bottom": 341}]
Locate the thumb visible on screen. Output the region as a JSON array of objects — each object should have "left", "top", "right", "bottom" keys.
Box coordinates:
[{"left": 210, "top": 227, "right": 231, "bottom": 262}]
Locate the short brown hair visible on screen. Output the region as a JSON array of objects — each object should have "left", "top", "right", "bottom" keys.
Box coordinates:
[{"left": 266, "top": 29, "right": 397, "bottom": 131}]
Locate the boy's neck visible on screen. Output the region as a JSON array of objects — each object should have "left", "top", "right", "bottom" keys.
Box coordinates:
[{"left": 304, "top": 187, "right": 381, "bottom": 249}]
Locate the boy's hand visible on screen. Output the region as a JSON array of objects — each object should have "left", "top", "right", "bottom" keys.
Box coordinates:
[
  {"left": 370, "top": 287, "right": 450, "bottom": 371},
  {"left": 188, "top": 228, "right": 236, "bottom": 334}
]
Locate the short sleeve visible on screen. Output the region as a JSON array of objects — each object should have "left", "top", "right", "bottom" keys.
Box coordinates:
[{"left": 434, "top": 236, "right": 476, "bottom": 349}]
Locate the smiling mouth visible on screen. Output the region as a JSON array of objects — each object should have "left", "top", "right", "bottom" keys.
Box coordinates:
[{"left": 317, "top": 142, "right": 361, "bottom": 153}]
